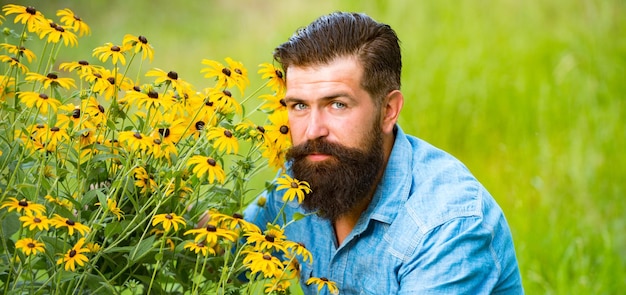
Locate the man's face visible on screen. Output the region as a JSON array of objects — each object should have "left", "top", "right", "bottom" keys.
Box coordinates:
[{"left": 284, "top": 57, "right": 385, "bottom": 220}]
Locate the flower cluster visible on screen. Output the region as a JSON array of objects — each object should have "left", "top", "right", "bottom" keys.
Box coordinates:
[{"left": 0, "top": 4, "right": 336, "bottom": 294}]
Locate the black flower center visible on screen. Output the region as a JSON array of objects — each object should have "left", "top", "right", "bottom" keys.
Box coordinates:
[
  {"left": 256, "top": 126, "right": 265, "bottom": 133},
  {"left": 147, "top": 91, "right": 159, "bottom": 99},
  {"left": 290, "top": 182, "right": 299, "bottom": 189},
  {"left": 111, "top": 45, "right": 121, "bottom": 52},
  {"left": 234, "top": 68, "right": 242, "bottom": 75},
  {"left": 195, "top": 121, "right": 205, "bottom": 130},
  {"left": 138, "top": 35, "right": 148, "bottom": 44},
  {"left": 50, "top": 126, "right": 60, "bottom": 132},
  {"left": 223, "top": 90, "right": 232, "bottom": 97},
  {"left": 165, "top": 214, "right": 173, "bottom": 220},
  {"left": 107, "top": 77, "right": 115, "bottom": 85},
  {"left": 206, "top": 224, "right": 217, "bottom": 232},
  {"left": 153, "top": 138, "right": 161, "bottom": 144},
  {"left": 33, "top": 217, "right": 41, "bottom": 223},
  {"left": 233, "top": 213, "right": 243, "bottom": 219},
  {"left": 55, "top": 26, "right": 65, "bottom": 33},
  {"left": 167, "top": 71, "right": 178, "bottom": 80},
  {"left": 26, "top": 7, "right": 37, "bottom": 15},
  {"left": 72, "top": 108, "right": 81, "bottom": 118},
  {"left": 133, "top": 132, "right": 142, "bottom": 139},
  {"left": 279, "top": 126, "right": 289, "bottom": 134},
  {"left": 264, "top": 234, "right": 275, "bottom": 243},
  {"left": 78, "top": 60, "right": 89, "bottom": 66},
  {"left": 65, "top": 219, "right": 75, "bottom": 226},
  {"left": 223, "top": 130, "right": 232, "bottom": 138},
  {"left": 27, "top": 242, "right": 35, "bottom": 248},
  {"left": 18, "top": 200, "right": 28, "bottom": 207},
  {"left": 207, "top": 158, "right": 216, "bottom": 166},
  {"left": 221, "top": 68, "right": 231, "bottom": 77},
  {"left": 47, "top": 73, "right": 58, "bottom": 79},
  {"left": 69, "top": 249, "right": 77, "bottom": 258},
  {"left": 39, "top": 93, "right": 49, "bottom": 100},
  {"left": 158, "top": 128, "right": 170, "bottom": 138},
  {"left": 98, "top": 105, "right": 105, "bottom": 113},
  {"left": 263, "top": 254, "right": 272, "bottom": 260}
]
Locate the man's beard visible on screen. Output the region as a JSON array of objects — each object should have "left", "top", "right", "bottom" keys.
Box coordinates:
[{"left": 285, "top": 123, "right": 384, "bottom": 221}]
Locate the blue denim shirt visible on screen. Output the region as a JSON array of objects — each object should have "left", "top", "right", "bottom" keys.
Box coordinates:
[{"left": 245, "top": 126, "right": 523, "bottom": 294}]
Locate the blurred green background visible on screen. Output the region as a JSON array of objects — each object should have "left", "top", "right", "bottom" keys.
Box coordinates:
[{"left": 6, "top": 0, "right": 625, "bottom": 293}]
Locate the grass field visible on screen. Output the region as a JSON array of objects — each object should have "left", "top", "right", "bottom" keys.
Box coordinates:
[{"left": 12, "top": 0, "right": 626, "bottom": 293}]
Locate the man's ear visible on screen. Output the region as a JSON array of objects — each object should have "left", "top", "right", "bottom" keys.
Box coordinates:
[{"left": 381, "top": 90, "right": 404, "bottom": 134}]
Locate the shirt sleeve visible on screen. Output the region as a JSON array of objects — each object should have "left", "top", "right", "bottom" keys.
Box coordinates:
[{"left": 398, "top": 216, "right": 508, "bottom": 295}]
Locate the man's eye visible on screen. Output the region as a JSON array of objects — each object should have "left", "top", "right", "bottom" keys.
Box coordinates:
[
  {"left": 331, "top": 101, "right": 346, "bottom": 109},
  {"left": 293, "top": 103, "right": 307, "bottom": 111}
]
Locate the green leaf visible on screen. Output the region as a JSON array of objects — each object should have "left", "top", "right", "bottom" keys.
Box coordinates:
[
  {"left": 128, "top": 235, "right": 156, "bottom": 264},
  {"left": 1, "top": 213, "right": 20, "bottom": 238},
  {"left": 292, "top": 212, "right": 306, "bottom": 221}
]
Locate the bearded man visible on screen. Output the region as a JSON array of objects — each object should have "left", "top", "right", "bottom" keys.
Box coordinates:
[{"left": 245, "top": 12, "right": 523, "bottom": 295}]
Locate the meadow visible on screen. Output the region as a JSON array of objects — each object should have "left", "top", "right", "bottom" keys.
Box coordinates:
[{"left": 12, "top": 0, "right": 626, "bottom": 293}]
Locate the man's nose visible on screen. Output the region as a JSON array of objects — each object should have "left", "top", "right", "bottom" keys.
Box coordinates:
[{"left": 304, "top": 110, "right": 329, "bottom": 141}]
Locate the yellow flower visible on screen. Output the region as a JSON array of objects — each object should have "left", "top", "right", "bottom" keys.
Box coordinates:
[
  {"left": 306, "top": 277, "right": 339, "bottom": 295},
  {"left": 276, "top": 174, "right": 311, "bottom": 204},
  {"left": 264, "top": 109, "right": 292, "bottom": 151},
  {"left": 44, "top": 194, "right": 73, "bottom": 210},
  {"left": 184, "top": 222, "right": 237, "bottom": 245},
  {"left": 56, "top": 238, "right": 90, "bottom": 271},
  {"left": 207, "top": 87, "right": 242, "bottom": 115},
  {"left": 81, "top": 96, "right": 107, "bottom": 126},
  {"left": 50, "top": 214, "right": 90, "bottom": 236},
  {"left": 183, "top": 241, "right": 216, "bottom": 256},
  {"left": 133, "top": 166, "right": 158, "bottom": 194},
  {"left": 18, "top": 91, "right": 62, "bottom": 114},
  {"left": 119, "top": 131, "right": 152, "bottom": 152},
  {"left": 187, "top": 155, "right": 226, "bottom": 184},
  {"left": 245, "top": 223, "right": 287, "bottom": 253},
  {"left": 146, "top": 68, "right": 192, "bottom": 95},
  {"left": 123, "top": 34, "right": 154, "bottom": 62},
  {"left": 1, "top": 54, "right": 28, "bottom": 73},
  {"left": 59, "top": 60, "right": 102, "bottom": 76},
  {"left": 152, "top": 213, "right": 186, "bottom": 233},
  {"left": 19, "top": 211, "right": 51, "bottom": 231},
  {"left": 1, "top": 197, "right": 46, "bottom": 215},
  {"left": 1, "top": 75, "right": 16, "bottom": 100},
  {"left": 258, "top": 93, "right": 287, "bottom": 113},
  {"left": 38, "top": 126, "right": 70, "bottom": 151},
  {"left": 92, "top": 42, "right": 129, "bottom": 65},
  {"left": 200, "top": 58, "right": 248, "bottom": 94},
  {"left": 38, "top": 22, "right": 78, "bottom": 47},
  {"left": 284, "top": 241, "right": 313, "bottom": 264},
  {"left": 0, "top": 43, "right": 36, "bottom": 63},
  {"left": 2, "top": 4, "right": 47, "bottom": 33},
  {"left": 56, "top": 8, "right": 90, "bottom": 36},
  {"left": 264, "top": 278, "right": 292, "bottom": 294},
  {"left": 15, "top": 238, "right": 45, "bottom": 256},
  {"left": 206, "top": 127, "right": 239, "bottom": 154},
  {"left": 93, "top": 68, "right": 133, "bottom": 100},
  {"left": 25, "top": 72, "right": 76, "bottom": 89},
  {"left": 86, "top": 242, "right": 101, "bottom": 253},
  {"left": 127, "top": 89, "right": 176, "bottom": 110},
  {"left": 96, "top": 198, "right": 124, "bottom": 221},
  {"left": 258, "top": 63, "right": 286, "bottom": 96},
  {"left": 242, "top": 250, "right": 284, "bottom": 279}
]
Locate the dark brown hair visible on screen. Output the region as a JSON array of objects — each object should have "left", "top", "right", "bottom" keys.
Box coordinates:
[{"left": 274, "top": 12, "right": 402, "bottom": 104}]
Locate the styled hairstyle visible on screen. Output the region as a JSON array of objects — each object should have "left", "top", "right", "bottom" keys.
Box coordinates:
[{"left": 274, "top": 12, "right": 402, "bottom": 104}]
